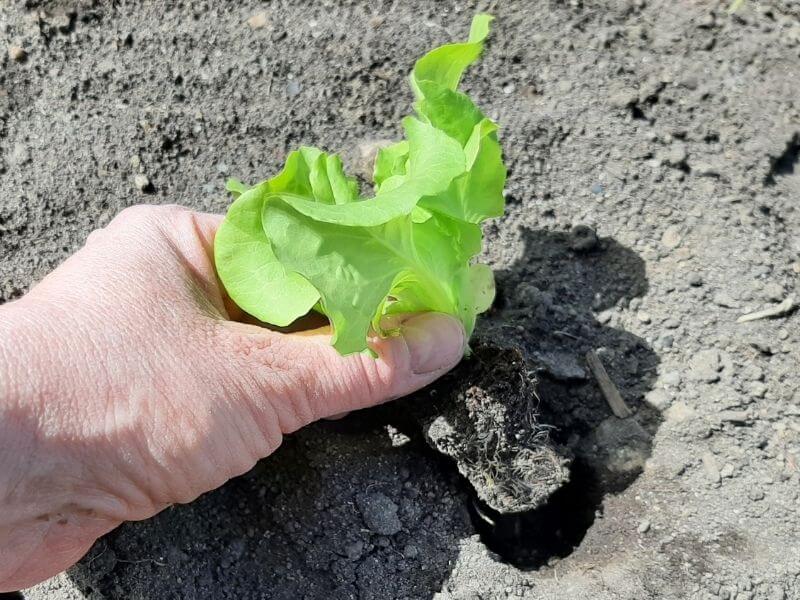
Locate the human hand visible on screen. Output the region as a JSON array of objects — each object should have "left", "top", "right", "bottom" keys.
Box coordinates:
[{"left": 0, "top": 204, "right": 465, "bottom": 591}]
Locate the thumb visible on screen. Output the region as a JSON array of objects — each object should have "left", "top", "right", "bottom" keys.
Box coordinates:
[{"left": 277, "top": 312, "right": 466, "bottom": 425}]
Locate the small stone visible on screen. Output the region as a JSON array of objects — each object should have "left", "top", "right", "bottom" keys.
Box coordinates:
[
  {"left": 344, "top": 541, "right": 364, "bottom": 560},
  {"left": 608, "top": 86, "right": 638, "bottom": 108},
  {"left": 720, "top": 463, "right": 735, "bottom": 478},
  {"left": 664, "top": 142, "right": 688, "bottom": 166},
  {"left": 133, "top": 174, "right": 151, "bottom": 192},
  {"left": 646, "top": 388, "right": 671, "bottom": 410},
  {"left": 688, "top": 349, "right": 723, "bottom": 383},
  {"left": 768, "top": 586, "right": 786, "bottom": 600},
  {"left": 662, "top": 371, "right": 682, "bottom": 387},
  {"left": 665, "top": 401, "right": 695, "bottom": 423},
  {"left": 286, "top": 80, "right": 302, "bottom": 97},
  {"left": 403, "top": 544, "right": 419, "bottom": 559},
  {"left": 502, "top": 83, "right": 516, "bottom": 95},
  {"left": 741, "top": 364, "right": 764, "bottom": 382},
  {"left": 10, "top": 143, "right": 31, "bottom": 166},
  {"left": 688, "top": 273, "right": 704, "bottom": 287},
  {"left": 691, "top": 161, "right": 719, "bottom": 177},
  {"left": 746, "top": 381, "right": 767, "bottom": 399},
  {"left": 661, "top": 225, "right": 682, "bottom": 249},
  {"left": 570, "top": 225, "right": 599, "bottom": 252},
  {"left": 356, "top": 492, "right": 402, "bottom": 535},
  {"left": 697, "top": 12, "right": 716, "bottom": 28},
  {"left": 247, "top": 12, "right": 270, "bottom": 30},
  {"left": 129, "top": 154, "right": 141, "bottom": 169},
  {"left": 557, "top": 80, "right": 573, "bottom": 94},
  {"left": 717, "top": 410, "right": 750, "bottom": 424},
  {"left": 8, "top": 46, "right": 27, "bottom": 62},
  {"left": 762, "top": 282, "right": 785, "bottom": 302},
  {"left": 702, "top": 452, "right": 721, "bottom": 484},
  {"left": 656, "top": 334, "right": 674, "bottom": 349},
  {"left": 712, "top": 291, "right": 740, "bottom": 308},
  {"left": 663, "top": 318, "right": 680, "bottom": 329},
  {"left": 534, "top": 350, "right": 587, "bottom": 380},
  {"left": 637, "top": 520, "right": 651, "bottom": 534},
  {"left": 41, "top": 11, "right": 73, "bottom": 31},
  {"left": 636, "top": 311, "right": 651, "bottom": 323},
  {"left": 747, "top": 488, "right": 764, "bottom": 501}
]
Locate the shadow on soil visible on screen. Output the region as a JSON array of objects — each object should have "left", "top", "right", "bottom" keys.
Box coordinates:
[
  {"left": 464, "top": 227, "right": 663, "bottom": 568},
  {"left": 64, "top": 228, "right": 661, "bottom": 598}
]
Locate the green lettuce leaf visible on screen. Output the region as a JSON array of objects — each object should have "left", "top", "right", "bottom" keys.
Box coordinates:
[{"left": 215, "top": 14, "right": 505, "bottom": 355}]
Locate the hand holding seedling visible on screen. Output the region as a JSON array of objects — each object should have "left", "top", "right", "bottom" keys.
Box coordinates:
[
  {"left": 0, "top": 205, "right": 465, "bottom": 591},
  {"left": 0, "top": 14, "right": 503, "bottom": 590}
]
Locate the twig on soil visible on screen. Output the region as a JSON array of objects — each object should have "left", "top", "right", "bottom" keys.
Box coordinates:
[
  {"left": 116, "top": 557, "right": 166, "bottom": 567},
  {"left": 585, "top": 350, "right": 633, "bottom": 419},
  {"left": 553, "top": 330, "right": 581, "bottom": 341},
  {"left": 736, "top": 296, "right": 797, "bottom": 323}
]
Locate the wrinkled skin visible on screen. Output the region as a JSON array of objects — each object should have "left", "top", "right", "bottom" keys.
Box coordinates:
[{"left": 0, "top": 205, "right": 465, "bottom": 591}]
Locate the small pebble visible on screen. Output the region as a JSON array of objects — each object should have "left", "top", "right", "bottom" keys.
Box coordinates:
[
  {"left": 762, "top": 282, "right": 785, "bottom": 302},
  {"left": 656, "top": 334, "right": 674, "bottom": 349},
  {"left": 661, "top": 225, "right": 682, "bottom": 249},
  {"left": 637, "top": 311, "right": 652, "bottom": 323},
  {"left": 637, "top": 520, "right": 651, "bottom": 534},
  {"left": 702, "top": 452, "right": 721, "bottom": 484},
  {"left": 688, "top": 273, "right": 704, "bottom": 287},
  {"left": 134, "top": 174, "right": 151, "bottom": 192},
  {"left": 608, "top": 86, "right": 638, "bottom": 108},
  {"left": 8, "top": 46, "right": 27, "bottom": 62},
  {"left": 646, "top": 388, "right": 671, "bottom": 410},
  {"left": 746, "top": 381, "right": 767, "bottom": 398},
  {"left": 665, "top": 142, "right": 688, "bottom": 166},
  {"left": 247, "top": 12, "right": 270, "bottom": 30},
  {"left": 688, "top": 349, "right": 723, "bottom": 383},
  {"left": 712, "top": 291, "right": 739, "bottom": 308},
  {"left": 286, "top": 80, "right": 302, "bottom": 97},
  {"left": 344, "top": 541, "right": 364, "bottom": 561},
  {"left": 663, "top": 318, "right": 680, "bottom": 329}
]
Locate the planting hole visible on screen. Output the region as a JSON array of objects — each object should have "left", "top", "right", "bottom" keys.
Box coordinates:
[{"left": 468, "top": 458, "right": 612, "bottom": 569}]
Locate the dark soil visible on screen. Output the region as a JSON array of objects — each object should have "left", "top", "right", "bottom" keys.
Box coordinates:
[{"left": 3, "top": 0, "right": 800, "bottom": 599}]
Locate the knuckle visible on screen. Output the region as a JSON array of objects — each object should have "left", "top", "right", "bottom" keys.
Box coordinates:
[
  {"left": 214, "top": 324, "right": 319, "bottom": 430},
  {"left": 116, "top": 204, "right": 157, "bottom": 224},
  {"left": 115, "top": 204, "right": 186, "bottom": 226}
]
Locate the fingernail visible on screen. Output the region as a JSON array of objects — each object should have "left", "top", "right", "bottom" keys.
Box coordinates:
[{"left": 401, "top": 313, "right": 466, "bottom": 375}]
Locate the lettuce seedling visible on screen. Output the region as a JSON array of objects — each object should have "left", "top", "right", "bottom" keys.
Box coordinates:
[{"left": 214, "top": 14, "right": 505, "bottom": 355}]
